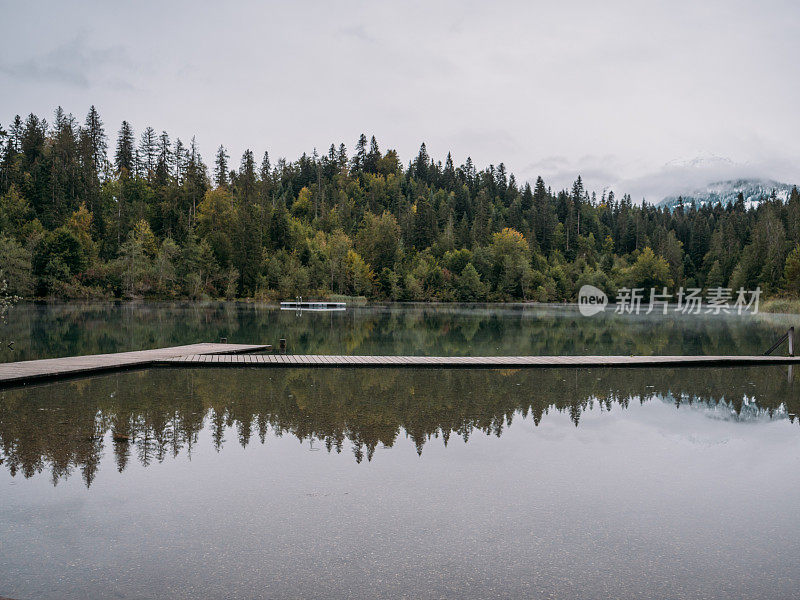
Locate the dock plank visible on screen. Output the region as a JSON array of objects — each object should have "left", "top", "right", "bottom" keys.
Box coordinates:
[
  {"left": 4, "top": 345, "right": 800, "bottom": 388},
  {"left": 0, "top": 343, "right": 268, "bottom": 387},
  {"left": 157, "top": 353, "right": 800, "bottom": 370}
]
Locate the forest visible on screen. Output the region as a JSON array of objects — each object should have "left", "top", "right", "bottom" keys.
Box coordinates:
[{"left": 1, "top": 105, "right": 799, "bottom": 302}]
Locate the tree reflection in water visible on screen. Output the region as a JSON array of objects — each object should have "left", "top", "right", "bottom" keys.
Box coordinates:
[
  {"left": 1, "top": 366, "right": 797, "bottom": 487},
  {"left": 3, "top": 301, "right": 798, "bottom": 363}
]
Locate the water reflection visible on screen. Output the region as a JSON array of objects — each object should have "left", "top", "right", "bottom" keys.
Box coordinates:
[
  {"left": 2, "top": 301, "right": 800, "bottom": 362},
  {"left": 1, "top": 366, "right": 797, "bottom": 487}
]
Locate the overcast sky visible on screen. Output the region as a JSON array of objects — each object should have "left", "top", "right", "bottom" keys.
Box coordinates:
[{"left": 1, "top": 0, "right": 798, "bottom": 201}]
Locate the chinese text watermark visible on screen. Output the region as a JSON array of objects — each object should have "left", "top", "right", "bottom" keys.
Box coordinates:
[{"left": 579, "top": 285, "right": 761, "bottom": 317}]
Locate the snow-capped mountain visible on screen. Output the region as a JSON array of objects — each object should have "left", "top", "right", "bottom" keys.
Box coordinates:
[{"left": 657, "top": 178, "right": 795, "bottom": 210}]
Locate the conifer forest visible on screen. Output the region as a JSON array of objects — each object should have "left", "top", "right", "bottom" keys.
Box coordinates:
[{"left": 1, "top": 106, "right": 799, "bottom": 302}]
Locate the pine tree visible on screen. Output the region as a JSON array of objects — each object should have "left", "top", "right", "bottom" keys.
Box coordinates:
[
  {"left": 174, "top": 138, "right": 186, "bottom": 183},
  {"left": 365, "top": 135, "right": 380, "bottom": 174},
  {"left": 521, "top": 182, "right": 533, "bottom": 213},
  {"left": 48, "top": 107, "right": 81, "bottom": 226},
  {"left": 413, "top": 143, "right": 430, "bottom": 182},
  {"left": 442, "top": 152, "right": 456, "bottom": 190},
  {"left": 337, "top": 143, "right": 347, "bottom": 172},
  {"left": 351, "top": 133, "right": 367, "bottom": 173},
  {"left": 214, "top": 145, "right": 229, "bottom": 187},
  {"left": 237, "top": 149, "right": 257, "bottom": 204},
  {"left": 78, "top": 109, "right": 105, "bottom": 231},
  {"left": 532, "top": 176, "right": 551, "bottom": 251},
  {"left": 138, "top": 127, "right": 157, "bottom": 181},
  {"left": 462, "top": 156, "right": 475, "bottom": 190},
  {"left": 260, "top": 151, "right": 271, "bottom": 180},
  {"left": 496, "top": 163, "right": 508, "bottom": 198},
  {"left": 115, "top": 121, "right": 135, "bottom": 175},
  {"left": 9, "top": 115, "right": 23, "bottom": 152},
  {"left": 184, "top": 136, "right": 207, "bottom": 229},
  {"left": 571, "top": 175, "right": 584, "bottom": 240},
  {"left": 155, "top": 131, "right": 173, "bottom": 185},
  {"left": 82, "top": 105, "right": 107, "bottom": 174}
]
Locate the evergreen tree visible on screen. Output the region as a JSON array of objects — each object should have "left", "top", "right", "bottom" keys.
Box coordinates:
[
  {"left": 184, "top": 136, "right": 207, "bottom": 230},
  {"left": 82, "top": 105, "right": 107, "bottom": 174},
  {"left": 115, "top": 121, "right": 135, "bottom": 175},
  {"left": 237, "top": 149, "right": 257, "bottom": 204},
  {"left": 351, "top": 133, "right": 367, "bottom": 174},
  {"left": 214, "top": 145, "right": 229, "bottom": 187},
  {"left": 138, "top": 127, "right": 157, "bottom": 181},
  {"left": 174, "top": 138, "right": 186, "bottom": 183},
  {"left": 337, "top": 143, "right": 347, "bottom": 171},
  {"left": 365, "top": 135, "right": 380, "bottom": 173},
  {"left": 413, "top": 143, "right": 430, "bottom": 182},
  {"left": 155, "top": 131, "right": 173, "bottom": 186},
  {"left": 532, "top": 176, "right": 552, "bottom": 251},
  {"left": 442, "top": 152, "right": 456, "bottom": 190}
]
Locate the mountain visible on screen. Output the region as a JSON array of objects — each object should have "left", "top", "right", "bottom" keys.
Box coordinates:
[{"left": 657, "top": 178, "right": 795, "bottom": 210}]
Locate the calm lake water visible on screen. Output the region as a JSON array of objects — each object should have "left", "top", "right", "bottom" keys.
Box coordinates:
[
  {"left": 1, "top": 304, "right": 799, "bottom": 599},
  {"left": 1, "top": 301, "right": 799, "bottom": 361}
]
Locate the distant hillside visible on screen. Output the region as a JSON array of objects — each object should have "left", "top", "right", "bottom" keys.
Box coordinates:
[{"left": 658, "top": 178, "right": 795, "bottom": 210}]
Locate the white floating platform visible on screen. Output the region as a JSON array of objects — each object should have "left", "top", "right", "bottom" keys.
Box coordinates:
[{"left": 280, "top": 301, "right": 346, "bottom": 311}]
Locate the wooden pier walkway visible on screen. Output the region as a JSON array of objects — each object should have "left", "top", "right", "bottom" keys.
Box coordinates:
[
  {"left": 160, "top": 354, "right": 800, "bottom": 368},
  {"left": 0, "top": 343, "right": 268, "bottom": 387},
  {"left": 2, "top": 346, "right": 800, "bottom": 388}
]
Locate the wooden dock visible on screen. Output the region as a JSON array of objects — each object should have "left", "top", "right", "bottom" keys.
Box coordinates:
[
  {"left": 0, "top": 343, "right": 268, "bottom": 387},
  {"left": 2, "top": 346, "right": 800, "bottom": 388},
  {"left": 159, "top": 354, "right": 800, "bottom": 368}
]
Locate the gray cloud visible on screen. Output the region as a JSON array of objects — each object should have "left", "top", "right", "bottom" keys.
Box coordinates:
[
  {"left": 520, "top": 155, "right": 623, "bottom": 195},
  {"left": 614, "top": 155, "right": 792, "bottom": 203},
  {"left": 0, "top": 0, "right": 798, "bottom": 201},
  {"left": 0, "top": 36, "right": 132, "bottom": 89},
  {"left": 339, "top": 24, "right": 376, "bottom": 44}
]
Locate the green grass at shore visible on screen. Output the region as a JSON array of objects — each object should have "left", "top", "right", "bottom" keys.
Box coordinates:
[{"left": 760, "top": 298, "right": 800, "bottom": 314}]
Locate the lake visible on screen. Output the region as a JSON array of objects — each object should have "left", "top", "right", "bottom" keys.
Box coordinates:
[
  {"left": 1, "top": 301, "right": 798, "bottom": 362},
  {"left": 1, "top": 303, "right": 799, "bottom": 599}
]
